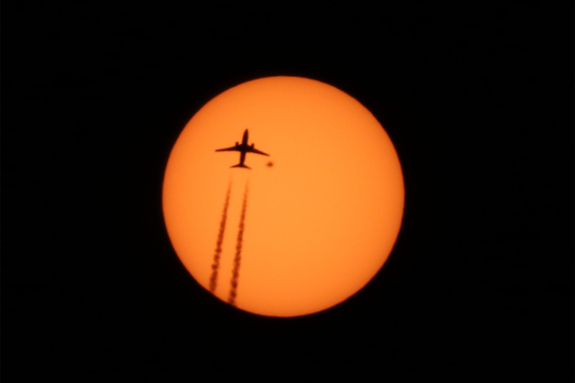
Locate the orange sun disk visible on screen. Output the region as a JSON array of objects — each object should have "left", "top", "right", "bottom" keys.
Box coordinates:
[{"left": 163, "top": 76, "right": 404, "bottom": 317}]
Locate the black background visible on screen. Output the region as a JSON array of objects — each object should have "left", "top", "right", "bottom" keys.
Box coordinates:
[{"left": 4, "top": 2, "right": 572, "bottom": 380}]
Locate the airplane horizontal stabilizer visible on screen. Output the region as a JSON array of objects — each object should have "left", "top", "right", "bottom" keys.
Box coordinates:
[{"left": 231, "top": 163, "right": 251, "bottom": 169}]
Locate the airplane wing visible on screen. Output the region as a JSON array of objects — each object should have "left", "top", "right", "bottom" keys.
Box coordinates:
[
  {"left": 246, "top": 147, "right": 270, "bottom": 156},
  {"left": 215, "top": 146, "right": 240, "bottom": 152}
]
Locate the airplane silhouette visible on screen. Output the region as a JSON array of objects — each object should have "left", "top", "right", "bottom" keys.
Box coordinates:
[{"left": 215, "top": 129, "right": 269, "bottom": 169}]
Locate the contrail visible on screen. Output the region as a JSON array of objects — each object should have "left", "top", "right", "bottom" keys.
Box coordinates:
[
  {"left": 209, "top": 181, "right": 232, "bottom": 294},
  {"left": 228, "top": 181, "right": 249, "bottom": 306}
]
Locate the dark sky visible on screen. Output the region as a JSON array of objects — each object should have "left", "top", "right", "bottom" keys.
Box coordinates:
[{"left": 4, "top": 2, "right": 572, "bottom": 380}]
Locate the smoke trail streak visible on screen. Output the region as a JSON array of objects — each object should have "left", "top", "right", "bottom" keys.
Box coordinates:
[
  {"left": 209, "top": 181, "right": 232, "bottom": 293},
  {"left": 228, "top": 181, "right": 249, "bottom": 306}
]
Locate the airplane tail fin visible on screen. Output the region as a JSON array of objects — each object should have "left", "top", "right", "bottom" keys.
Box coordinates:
[{"left": 231, "top": 163, "right": 251, "bottom": 169}]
